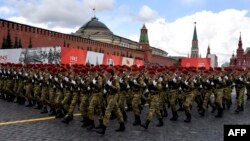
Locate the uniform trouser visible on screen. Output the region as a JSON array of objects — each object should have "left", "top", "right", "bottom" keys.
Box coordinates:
[
  {"left": 147, "top": 94, "right": 162, "bottom": 121},
  {"left": 88, "top": 93, "right": 103, "bottom": 120},
  {"left": 159, "top": 92, "right": 166, "bottom": 111},
  {"left": 236, "top": 87, "right": 245, "bottom": 106},
  {"left": 25, "top": 83, "right": 33, "bottom": 100},
  {"left": 66, "top": 92, "right": 79, "bottom": 117},
  {"left": 16, "top": 82, "right": 24, "bottom": 98},
  {"left": 61, "top": 89, "right": 72, "bottom": 112},
  {"left": 202, "top": 90, "right": 213, "bottom": 110},
  {"left": 13, "top": 81, "right": 18, "bottom": 95},
  {"left": 0, "top": 79, "right": 3, "bottom": 93},
  {"left": 215, "top": 88, "right": 224, "bottom": 109},
  {"left": 54, "top": 89, "right": 64, "bottom": 109},
  {"left": 132, "top": 92, "right": 141, "bottom": 116},
  {"left": 118, "top": 91, "right": 127, "bottom": 112},
  {"left": 48, "top": 87, "right": 56, "bottom": 107},
  {"left": 103, "top": 94, "right": 123, "bottom": 126},
  {"left": 183, "top": 92, "right": 195, "bottom": 114},
  {"left": 79, "top": 94, "right": 89, "bottom": 117},
  {"left": 41, "top": 87, "right": 49, "bottom": 105},
  {"left": 6, "top": 79, "right": 14, "bottom": 96},
  {"left": 34, "top": 85, "right": 41, "bottom": 102},
  {"left": 169, "top": 90, "right": 178, "bottom": 112},
  {"left": 223, "top": 87, "right": 232, "bottom": 104}
]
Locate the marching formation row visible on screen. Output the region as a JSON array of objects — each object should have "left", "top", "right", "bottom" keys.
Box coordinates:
[{"left": 0, "top": 63, "right": 249, "bottom": 135}]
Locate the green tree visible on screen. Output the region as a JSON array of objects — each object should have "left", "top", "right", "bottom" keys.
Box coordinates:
[
  {"left": 28, "top": 37, "right": 32, "bottom": 48},
  {"left": 1, "top": 37, "right": 6, "bottom": 49},
  {"left": 14, "top": 37, "right": 18, "bottom": 48},
  {"left": 6, "top": 30, "right": 12, "bottom": 49},
  {"left": 18, "top": 39, "right": 23, "bottom": 48}
]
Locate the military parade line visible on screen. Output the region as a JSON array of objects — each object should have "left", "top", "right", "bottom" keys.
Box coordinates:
[{"left": 0, "top": 63, "right": 250, "bottom": 135}]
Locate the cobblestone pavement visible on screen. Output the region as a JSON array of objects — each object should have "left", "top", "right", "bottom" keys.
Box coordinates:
[{"left": 0, "top": 92, "right": 250, "bottom": 141}]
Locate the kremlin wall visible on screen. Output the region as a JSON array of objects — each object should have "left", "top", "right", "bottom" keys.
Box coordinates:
[{"left": 0, "top": 17, "right": 178, "bottom": 66}]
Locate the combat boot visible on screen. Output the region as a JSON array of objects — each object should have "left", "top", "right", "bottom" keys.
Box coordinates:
[
  {"left": 240, "top": 105, "right": 244, "bottom": 111},
  {"left": 40, "top": 106, "right": 48, "bottom": 114},
  {"left": 133, "top": 115, "right": 141, "bottom": 126},
  {"left": 34, "top": 103, "right": 42, "bottom": 110},
  {"left": 211, "top": 105, "right": 216, "bottom": 113},
  {"left": 235, "top": 105, "right": 241, "bottom": 113},
  {"left": 170, "top": 111, "right": 178, "bottom": 121},
  {"left": 96, "top": 125, "right": 106, "bottom": 135},
  {"left": 95, "top": 119, "right": 103, "bottom": 129},
  {"left": 199, "top": 108, "right": 205, "bottom": 117},
  {"left": 156, "top": 118, "right": 164, "bottom": 127},
  {"left": 116, "top": 122, "right": 125, "bottom": 132},
  {"left": 49, "top": 108, "right": 56, "bottom": 116},
  {"left": 215, "top": 108, "right": 223, "bottom": 118},
  {"left": 61, "top": 115, "right": 73, "bottom": 124},
  {"left": 87, "top": 120, "right": 95, "bottom": 130},
  {"left": 81, "top": 117, "right": 90, "bottom": 128},
  {"left": 122, "top": 111, "right": 127, "bottom": 122},
  {"left": 141, "top": 120, "right": 150, "bottom": 129},
  {"left": 55, "top": 109, "right": 64, "bottom": 118},
  {"left": 26, "top": 100, "right": 33, "bottom": 107},
  {"left": 226, "top": 101, "right": 232, "bottom": 109},
  {"left": 162, "top": 107, "right": 168, "bottom": 117},
  {"left": 184, "top": 112, "right": 191, "bottom": 123}
]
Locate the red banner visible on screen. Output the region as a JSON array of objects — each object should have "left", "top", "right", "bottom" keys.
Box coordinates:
[
  {"left": 134, "top": 59, "right": 144, "bottom": 66},
  {"left": 102, "top": 54, "right": 122, "bottom": 66},
  {"left": 61, "top": 47, "right": 87, "bottom": 64},
  {"left": 181, "top": 58, "right": 210, "bottom": 69}
]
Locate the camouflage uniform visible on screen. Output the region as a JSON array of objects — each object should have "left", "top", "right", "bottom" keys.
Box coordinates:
[
  {"left": 141, "top": 77, "right": 163, "bottom": 129},
  {"left": 96, "top": 74, "right": 125, "bottom": 135},
  {"left": 87, "top": 74, "right": 103, "bottom": 130},
  {"left": 234, "top": 73, "right": 246, "bottom": 113}
]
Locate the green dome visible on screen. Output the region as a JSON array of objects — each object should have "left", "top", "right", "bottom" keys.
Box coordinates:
[{"left": 75, "top": 17, "right": 112, "bottom": 35}]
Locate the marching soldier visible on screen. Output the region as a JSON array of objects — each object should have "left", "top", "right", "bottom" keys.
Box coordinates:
[
  {"left": 96, "top": 68, "right": 125, "bottom": 134},
  {"left": 141, "top": 70, "right": 163, "bottom": 129},
  {"left": 234, "top": 69, "right": 246, "bottom": 113}
]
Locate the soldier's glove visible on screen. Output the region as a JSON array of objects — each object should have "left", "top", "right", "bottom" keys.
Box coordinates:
[
  {"left": 81, "top": 79, "right": 84, "bottom": 84},
  {"left": 185, "top": 80, "right": 188, "bottom": 86},
  {"left": 64, "top": 77, "right": 69, "bottom": 82},
  {"left": 103, "top": 89, "right": 107, "bottom": 94},
  {"left": 166, "top": 84, "right": 169, "bottom": 88},
  {"left": 107, "top": 80, "right": 112, "bottom": 86},
  {"left": 200, "top": 85, "right": 202, "bottom": 88},
  {"left": 87, "top": 86, "right": 91, "bottom": 91},
  {"left": 133, "top": 80, "right": 137, "bottom": 85},
  {"left": 218, "top": 77, "right": 222, "bottom": 82},
  {"left": 71, "top": 80, "right": 76, "bottom": 85},
  {"left": 54, "top": 77, "right": 58, "bottom": 82},
  {"left": 159, "top": 77, "right": 163, "bottom": 82},
  {"left": 126, "top": 85, "right": 130, "bottom": 89},
  {"left": 119, "top": 79, "right": 123, "bottom": 83},
  {"left": 173, "top": 78, "right": 177, "bottom": 83},
  {"left": 193, "top": 79, "right": 197, "bottom": 83},
  {"left": 211, "top": 82, "right": 214, "bottom": 86},
  {"left": 60, "top": 83, "right": 63, "bottom": 89},
  {"left": 225, "top": 76, "right": 228, "bottom": 80},
  {"left": 92, "top": 79, "right": 96, "bottom": 84},
  {"left": 153, "top": 80, "right": 157, "bottom": 86}
]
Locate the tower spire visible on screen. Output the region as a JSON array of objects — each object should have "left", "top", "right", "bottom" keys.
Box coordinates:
[
  {"left": 238, "top": 32, "right": 242, "bottom": 49},
  {"left": 206, "top": 44, "right": 210, "bottom": 57},
  {"left": 139, "top": 24, "right": 149, "bottom": 44},
  {"left": 193, "top": 22, "right": 198, "bottom": 41},
  {"left": 190, "top": 22, "right": 199, "bottom": 58}
]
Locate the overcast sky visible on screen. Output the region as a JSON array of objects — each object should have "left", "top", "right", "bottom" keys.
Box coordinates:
[{"left": 1, "top": 0, "right": 250, "bottom": 65}]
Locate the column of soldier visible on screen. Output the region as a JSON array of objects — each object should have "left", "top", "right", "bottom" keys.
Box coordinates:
[{"left": 0, "top": 63, "right": 250, "bottom": 135}]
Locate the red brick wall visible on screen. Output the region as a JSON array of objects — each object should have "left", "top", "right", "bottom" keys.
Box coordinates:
[
  {"left": 0, "top": 19, "right": 177, "bottom": 66},
  {"left": 151, "top": 54, "right": 178, "bottom": 66}
]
